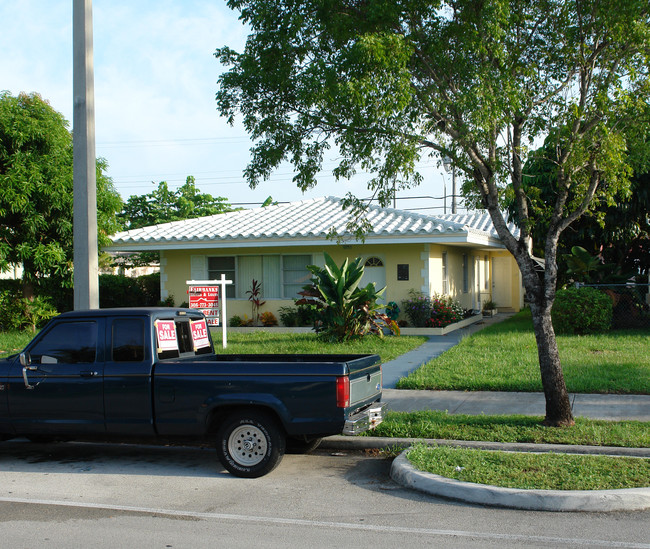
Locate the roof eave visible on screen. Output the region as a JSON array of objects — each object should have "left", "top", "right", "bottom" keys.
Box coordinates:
[{"left": 104, "top": 231, "right": 506, "bottom": 252}]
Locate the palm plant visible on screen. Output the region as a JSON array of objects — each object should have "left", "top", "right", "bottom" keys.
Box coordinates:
[{"left": 297, "top": 253, "right": 398, "bottom": 341}]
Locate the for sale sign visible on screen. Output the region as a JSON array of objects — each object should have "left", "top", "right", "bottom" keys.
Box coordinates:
[
  {"left": 188, "top": 285, "right": 220, "bottom": 326},
  {"left": 190, "top": 319, "right": 210, "bottom": 350},
  {"left": 155, "top": 320, "right": 178, "bottom": 352}
]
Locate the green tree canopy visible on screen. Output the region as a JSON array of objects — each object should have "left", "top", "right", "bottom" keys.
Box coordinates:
[
  {"left": 216, "top": 0, "right": 650, "bottom": 425},
  {"left": 0, "top": 91, "right": 123, "bottom": 297},
  {"left": 513, "top": 137, "right": 650, "bottom": 282},
  {"left": 118, "top": 176, "right": 234, "bottom": 231}
]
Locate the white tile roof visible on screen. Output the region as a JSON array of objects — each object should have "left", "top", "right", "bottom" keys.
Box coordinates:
[{"left": 106, "top": 196, "right": 517, "bottom": 251}]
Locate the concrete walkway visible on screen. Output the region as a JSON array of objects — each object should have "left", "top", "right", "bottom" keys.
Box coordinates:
[{"left": 383, "top": 389, "right": 650, "bottom": 421}]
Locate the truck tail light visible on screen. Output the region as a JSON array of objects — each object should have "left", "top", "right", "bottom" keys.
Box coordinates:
[{"left": 336, "top": 375, "right": 350, "bottom": 408}]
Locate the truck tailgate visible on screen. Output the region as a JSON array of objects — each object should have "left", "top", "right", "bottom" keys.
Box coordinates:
[{"left": 345, "top": 354, "right": 382, "bottom": 410}]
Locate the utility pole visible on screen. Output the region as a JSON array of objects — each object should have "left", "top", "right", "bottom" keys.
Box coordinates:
[
  {"left": 73, "top": 0, "right": 99, "bottom": 309},
  {"left": 442, "top": 156, "right": 457, "bottom": 214}
]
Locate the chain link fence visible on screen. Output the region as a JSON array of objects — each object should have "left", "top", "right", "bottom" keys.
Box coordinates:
[{"left": 575, "top": 283, "right": 650, "bottom": 330}]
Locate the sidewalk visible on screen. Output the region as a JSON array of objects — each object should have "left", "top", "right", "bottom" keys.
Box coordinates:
[{"left": 381, "top": 313, "right": 650, "bottom": 422}]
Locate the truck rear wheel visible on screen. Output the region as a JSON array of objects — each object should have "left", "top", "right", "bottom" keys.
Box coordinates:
[{"left": 216, "top": 411, "right": 286, "bottom": 478}]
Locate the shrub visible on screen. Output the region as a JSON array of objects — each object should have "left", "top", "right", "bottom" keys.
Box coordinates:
[
  {"left": 552, "top": 287, "right": 613, "bottom": 334},
  {"left": 99, "top": 273, "right": 162, "bottom": 308},
  {"left": 402, "top": 291, "right": 464, "bottom": 328},
  {"left": 0, "top": 291, "right": 57, "bottom": 332},
  {"left": 260, "top": 311, "right": 278, "bottom": 327},
  {"left": 229, "top": 315, "right": 244, "bottom": 327},
  {"left": 427, "top": 295, "right": 464, "bottom": 327},
  {"left": 296, "top": 304, "right": 319, "bottom": 326},
  {"left": 401, "top": 291, "right": 432, "bottom": 327},
  {"left": 279, "top": 306, "right": 298, "bottom": 327},
  {"left": 279, "top": 305, "right": 319, "bottom": 327}
]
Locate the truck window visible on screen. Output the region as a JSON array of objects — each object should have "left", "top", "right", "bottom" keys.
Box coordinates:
[
  {"left": 29, "top": 321, "right": 97, "bottom": 364},
  {"left": 176, "top": 320, "right": 193, "bottom": 354},
  {"left": 156, "top": 319, "right": 213, "bottom": 360},
  {"left": 112, "top": 318, "right": 145, "bottom": 362}
]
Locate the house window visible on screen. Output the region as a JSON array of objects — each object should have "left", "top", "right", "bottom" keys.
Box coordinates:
[
  {"left": 206, "top": 254, "right": 311, "bottom": 299},
  {"left": 208, "top": 256, "right": 236, "bottom": 298},
  {"left": 463, "top": 253, "right": 469, "bottom": 293},
  {"left": 442, "top": 252, "right": 449, "bottom": 295},
  {"left": 283, "top": 255, "right": 311, "bottom": 298},
  {"left": 238, "top": 255, "right": 282, "bottom": 298},
  {"left": 397, "top": 264, "right": 409, "bottom": 281},
  {"left": 365, "top": 257, "right": 383, "bottom": 267}
]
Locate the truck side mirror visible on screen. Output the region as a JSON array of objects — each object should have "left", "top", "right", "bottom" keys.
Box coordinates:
[{"left": 19, "top": 352, "right": 31, "bottom": 367}]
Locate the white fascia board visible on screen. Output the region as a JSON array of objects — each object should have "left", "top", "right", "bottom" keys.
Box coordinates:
[
  {"left": 104, "top": 232, "right": 504, "bottom": 252},
  {"left": 465, "top": 233, "right": 507, "bottom": 249}
]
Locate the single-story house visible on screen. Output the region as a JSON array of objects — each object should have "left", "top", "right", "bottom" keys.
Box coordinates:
[{"left": 105, "top": 196, "right": 524, "bottom": 324}]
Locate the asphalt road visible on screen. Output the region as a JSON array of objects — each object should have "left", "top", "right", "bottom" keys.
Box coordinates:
[{"left": 0, "top": 440, "right": 649, "bottom": 548}]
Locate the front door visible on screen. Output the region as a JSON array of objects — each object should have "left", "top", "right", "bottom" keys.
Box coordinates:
[
  {"left": 492, "top": 257, "right": 513, "bottom": 309},
  {"left": 361, "top": 257, "right": 387, "bottom": 305},
  {"left": 8, "top": 320, "right": 104, "bottom": 435}
]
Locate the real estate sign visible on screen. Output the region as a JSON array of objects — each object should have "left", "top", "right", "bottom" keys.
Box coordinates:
[
  {"left": 155, "top": 320, "right": 178, "bottom": 353},
  {"left": 190, "top": 318, "right": 211, "bottom": 350},
  {"left": 188, "top": 285, "right": 220, "bottom": 326}
]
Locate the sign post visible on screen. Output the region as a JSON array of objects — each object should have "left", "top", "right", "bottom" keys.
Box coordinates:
[{"left": 186, "top": 274, "right": 232, "bottom": 348}]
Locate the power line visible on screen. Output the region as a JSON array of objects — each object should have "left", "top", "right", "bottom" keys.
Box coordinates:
[{"left": 97, "top": 136, "right": 252, "bottom": 148}]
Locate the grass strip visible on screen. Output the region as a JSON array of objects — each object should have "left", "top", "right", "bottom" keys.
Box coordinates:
[
  {"left": 406, "top": 443, "right": 650, "bottom": 490},
  {"left": 369, "top": 410, "right": 650, "bottom": 448},
  {"left": 211, "top": 331, "right": 427, "bottom": 363},
  {"left": 397, "top": 310, "right": 650, "bottom": 394}
]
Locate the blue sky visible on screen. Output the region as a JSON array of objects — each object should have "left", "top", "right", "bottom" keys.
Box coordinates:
[{"left": 1, "top": 0, "right": 449, "bottom": 212}]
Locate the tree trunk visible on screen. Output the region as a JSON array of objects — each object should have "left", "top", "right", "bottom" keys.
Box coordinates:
[{"left": 528, "top": 301, "right": 575, "bottom": 426}]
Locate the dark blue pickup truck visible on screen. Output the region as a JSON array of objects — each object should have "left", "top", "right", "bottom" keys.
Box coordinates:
[{"left": 0, "top": 308, "right": 385, "bottom": 477}]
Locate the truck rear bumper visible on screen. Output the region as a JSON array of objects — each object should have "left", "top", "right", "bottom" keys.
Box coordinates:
[{"left": 342, "top": 401, "right": 387, "bottom": 436}]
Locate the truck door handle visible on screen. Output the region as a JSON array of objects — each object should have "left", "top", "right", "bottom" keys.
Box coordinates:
[
  {"left": 22, "top": 366, "right": 37, "bottom": 390},
  {"left": 80, "top": 371, "right": 99, "bottom": 378}
]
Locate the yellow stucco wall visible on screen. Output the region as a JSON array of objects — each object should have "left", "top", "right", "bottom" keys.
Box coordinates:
[{"left": 159, "top": 242, "right": 522, "bottom": 326}]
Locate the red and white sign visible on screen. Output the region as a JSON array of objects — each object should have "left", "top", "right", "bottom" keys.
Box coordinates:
[
  {"left": 190, "top": 319, "right": 210, "bottom": 350},
  {"left": 155, "top": 320, "right": 178, "bottom": 352},
  {"left": 188, "top": 285, "right": 220, "bottom": 326}
]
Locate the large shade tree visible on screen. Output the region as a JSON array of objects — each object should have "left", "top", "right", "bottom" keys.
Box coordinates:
[
  {"left": 0, "top": 91, "right": 122, "bottom": 299},
  {"left": 216, "top": 0, "right": 650, "bottom": 425}
]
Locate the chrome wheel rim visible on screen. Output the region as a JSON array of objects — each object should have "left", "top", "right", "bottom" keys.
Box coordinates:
[{"left": 228, "top": 425, "right": 267, "bottom": 466}]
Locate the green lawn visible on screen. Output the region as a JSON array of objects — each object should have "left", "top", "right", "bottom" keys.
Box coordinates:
[
  {"left": 212, "top": 330, "right": 427, "bottom": 363},
  {"left": 370, "top": 410, "right": 649, "bottom": 447},
  {"left": 0, "top": 330, "right": 35, "bottom": 358},
  {"left": 396, "top": 310, "right": 650, "bottom": 394},
  {"left": 406, "top": 444, "right": 650, "bottom": 490}
]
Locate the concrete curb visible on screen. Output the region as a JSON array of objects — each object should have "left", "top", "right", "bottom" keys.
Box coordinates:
[
  {"left": 389, "top": 450, "right": 650, "bottom": 512},
  {"left": 320, "top": 435, "right": 650, "bottom": 458},
  {"left": 320, "top": 437, "right": 650, "bottom": 512}
]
